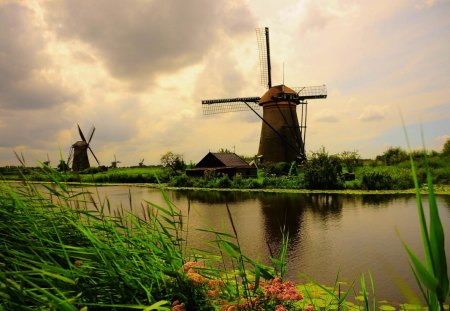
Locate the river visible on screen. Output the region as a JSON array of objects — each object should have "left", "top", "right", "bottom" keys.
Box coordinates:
[{"left": 78, "top": 185, "right": 450, "bottom": 304}]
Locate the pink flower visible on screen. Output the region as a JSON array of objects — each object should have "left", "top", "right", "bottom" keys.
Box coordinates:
[
  {"left": 304, "top": 304, "right": 314, "bottom": 311},
  {"left": 171, "top": 300, "right": 186, "bottom": 311}
]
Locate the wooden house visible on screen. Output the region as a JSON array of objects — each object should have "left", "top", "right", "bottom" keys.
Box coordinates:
[{"left": 186, "top": 152, "right": 257, "bottom": 178}]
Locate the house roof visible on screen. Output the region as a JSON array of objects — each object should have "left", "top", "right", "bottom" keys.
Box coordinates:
[{"left": 195, "top": 152, "right": 250, "bottom": 168}]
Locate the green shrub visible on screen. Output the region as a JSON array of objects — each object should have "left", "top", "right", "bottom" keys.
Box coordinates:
[
  {"left": 376, "top": 147, "right": 408, "bottom": 165},
  {"left": 169, "top": 174, "right": 194, "bottom": 187},
  {"left": 360, "top": 167, "right": 413, "bottom": 190},
  {"left": 304, "top": 148, "right": 344, "bottom": 189},
  {"left": 265, "top": 162, "right": 291, "bottom": 176}
]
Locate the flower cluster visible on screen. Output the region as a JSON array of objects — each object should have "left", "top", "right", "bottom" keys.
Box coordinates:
[
  {"left": 259, "top": 277, "right": 303, "bottom": 301},
  {"left": 171, "top": 261, "right": 225, "bottom": 311},
  {"left": 222, "top": 277, "right": 305, "bottom": 311}
]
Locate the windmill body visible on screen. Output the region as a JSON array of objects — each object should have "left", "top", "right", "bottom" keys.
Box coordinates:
[
  {"left": 258, "top": 85, "right": 303, "bottom": 163},
  {"left": 72, "top": 141, "right": 90, "bottom": 171},
  {"left": 70, "top": 124, "right": 100, "bottom": 171},
  {"left": 202, "top": 27, "right": 326, "bottom": 164}
]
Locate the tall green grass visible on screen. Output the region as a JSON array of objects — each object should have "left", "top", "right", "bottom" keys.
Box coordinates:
[
  {"left": 398, "top": 147, "right": 449, "bottom": 310},
  {"left": 0, "top": 166, "right": 293, "bottom": 310}
]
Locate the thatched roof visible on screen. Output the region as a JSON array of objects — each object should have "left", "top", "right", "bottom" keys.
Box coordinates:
[{"left": 196, "top": 152, "right": 250, "bottom": 168}]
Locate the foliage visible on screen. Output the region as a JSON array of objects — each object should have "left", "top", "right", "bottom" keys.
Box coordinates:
[
  {"left": 400, "top": 150, "right": 449, "bottom": 310},
  {"left": 303, "top": 147, "right": 344, "bottom": 190},
  {"left": 265, "top": 162, "right": 292, "bottom": 176},
  {"left": 161, "top": 151, "right": 186, "bottom": 172},
  {"left": 359, "top": 166, "right": 413, "bottom": 190},
  {"left": 0, "top": 165, "right": 299, "bottom": 310},
  {"left": 441, "top": 138, "right": 450, "bottom": 157},
  {"left": 376, "top": 147, "right": 409, "bottom": 165},
  {"left": 339, "top": 150, "right": 362, "bottom": 173}
]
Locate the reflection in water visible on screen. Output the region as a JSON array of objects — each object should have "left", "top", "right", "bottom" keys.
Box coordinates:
[
  {"left": 62, "top": 185, "right": 450, "bottom": 304},
  {"left": 361, "top": 194, "right": 411, "bottom": 206},
  {"left": 259, "top": 193, "right": 305, "bottom": 257},
  {"left": 442, "top": 195, "right": 450, "bottom": 211},
  {"left": 175, "top": 189, "right": 258, "bottom": 204}
]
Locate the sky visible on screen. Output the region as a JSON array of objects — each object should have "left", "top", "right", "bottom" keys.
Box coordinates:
[{"left": 0, "top": 0, "right": 449, "bottom": 167}]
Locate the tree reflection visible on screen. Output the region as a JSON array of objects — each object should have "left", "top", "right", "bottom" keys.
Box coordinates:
[
  {"left": 258, "top": 193, "right": 311, "bottom": 261},
  {"left": 305, "top": 194, "right": 343, "bottom": 216},
  {"left": 175, "top": 189, "right": 257, "bottom": 204}
]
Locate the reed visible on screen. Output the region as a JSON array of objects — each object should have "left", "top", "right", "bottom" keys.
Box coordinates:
[
  {"left": 0, "top": 165, "right": 297, "bottom": 310},
  {"left": 398, "top": 136, "right": 449, "bottom": 310}
]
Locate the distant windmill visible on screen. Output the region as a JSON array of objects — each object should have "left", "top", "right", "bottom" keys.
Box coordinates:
[
  {"left": 43, "top": 153, "right": 50, "bottom": 166},
  {"left": 202, "top": 27, "right": 327, "bottom": 163},
  {"left": 69, "top": 124, "right": 100, "bottom": 171},
  {"left": 139, "top": 158, "right": 145, "bottom": 167},
  {"left": 111, "top": 155, "right": 121, "bottom": 168}
]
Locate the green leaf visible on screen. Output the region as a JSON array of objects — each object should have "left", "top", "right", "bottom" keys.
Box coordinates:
[{"left": 402, "top": 238, "right": 439, "bottom": 291}]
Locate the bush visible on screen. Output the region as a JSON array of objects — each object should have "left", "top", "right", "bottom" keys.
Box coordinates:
[
  {"left": 304, "top": 148, "right": 344, "bottom": 190},
  {"left": 265, "top": 162, "right": 291, "bottom": 176},
  {"left": 360, "top": 167, "right": 413, "bottom": 190},
  {"left": 169, "top": 174, "right": 194, "bottom": 187}
]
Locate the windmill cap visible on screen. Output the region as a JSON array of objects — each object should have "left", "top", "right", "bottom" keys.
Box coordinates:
[
  {"left": 259, "top": 84, "right": 297, "bottom": 105},
  {"left": 72, "top": 141, "right": 88, "bottom": 148}
]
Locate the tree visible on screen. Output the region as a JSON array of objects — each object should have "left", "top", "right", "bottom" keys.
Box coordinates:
[
  {"left": 376, "top": 147, "right": 408, "bottom": 165},
  {"left": 160, "top": 151, "right": 186, "bottom": 172},
  {"left": 442, "top": 138, "right": 450, "bottom": 157},
  {"left": 304, "top": 147, "right": 344, "bottom": 189},
  {"left": 339, "top": 150, "right": 361, "bottom": 173}
]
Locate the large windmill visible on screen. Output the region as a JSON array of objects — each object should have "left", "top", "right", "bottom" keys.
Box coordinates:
[
  {"left": 202, "top": 27, "right": 327, "bottom": 164},
  {"left": 68, "top": 124, "right": 100, "bottom": 171}
]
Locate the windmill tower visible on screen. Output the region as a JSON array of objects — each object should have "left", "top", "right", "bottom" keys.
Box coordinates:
[
  {"left": 69, "top": 124, "right": 100, "bottom": 171},
  {"left": 202, "top": 27, "right": 327, "bottom": 163}
]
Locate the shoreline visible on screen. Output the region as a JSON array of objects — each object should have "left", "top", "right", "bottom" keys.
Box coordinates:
[{"left": 4, "top": 179, "right": 450, "bottom": 195}]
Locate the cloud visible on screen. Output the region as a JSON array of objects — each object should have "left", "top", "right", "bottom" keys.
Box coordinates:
[
  {"left": 358, "top": 105, "right": 387, "bottom": 122},
  {"left": 313, "top": 109, "right": 338, "bottom": 123},
  {"left": 0, "top": 2, "right": 73, "bottom": 110},
  {"left": 43, "top": 0, "right": 255, "bottom": 89}
]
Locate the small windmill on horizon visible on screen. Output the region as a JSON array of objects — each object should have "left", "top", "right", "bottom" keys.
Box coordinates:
[
  {"left": 68, "top": 124, "right": 100, "bottom": 171},
  {"left": 202, "top": 27, "right": 327, "bottom": 163}
]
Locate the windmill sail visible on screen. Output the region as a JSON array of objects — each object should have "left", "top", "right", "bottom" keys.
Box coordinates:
[
  {"left": 256, "top": 27, "right": 271, "bottom": 89},
  {"left": 202, "top": 97, "right": 261, "bottom": 115},
  {"left": 293, "top": 85, "right": 327, "bottom": 100}
]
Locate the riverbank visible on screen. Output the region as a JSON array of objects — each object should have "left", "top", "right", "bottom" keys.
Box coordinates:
[{"left": 5, "top": 179, "right": 450, "bottom": 195}]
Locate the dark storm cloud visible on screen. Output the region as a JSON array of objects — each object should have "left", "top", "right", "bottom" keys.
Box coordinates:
[
  {"left": 43, "top": 0, "right": 255, "bottom": 87},
  {"left": 0, "top": 2, "right": 73, "bottom": 110}
]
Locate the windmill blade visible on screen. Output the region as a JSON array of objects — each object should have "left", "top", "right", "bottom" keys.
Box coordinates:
[
  {"left": 256, "top": 27, "right": 272, "bottom": 89},
  {"left": 88, "top": 146, "right": 100, "bottom": 165},
  {"left": 87, "top": 126, "right": 96, "bottom": 144},
  {"left": 77, "top": 124, "right": 87, "bottom": 142},
  {"left": 292, "top": 85, "right": 327, "bottom": 100},
  {"left": 202, "top": 97, "right": 260, "bottom": 115}
]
